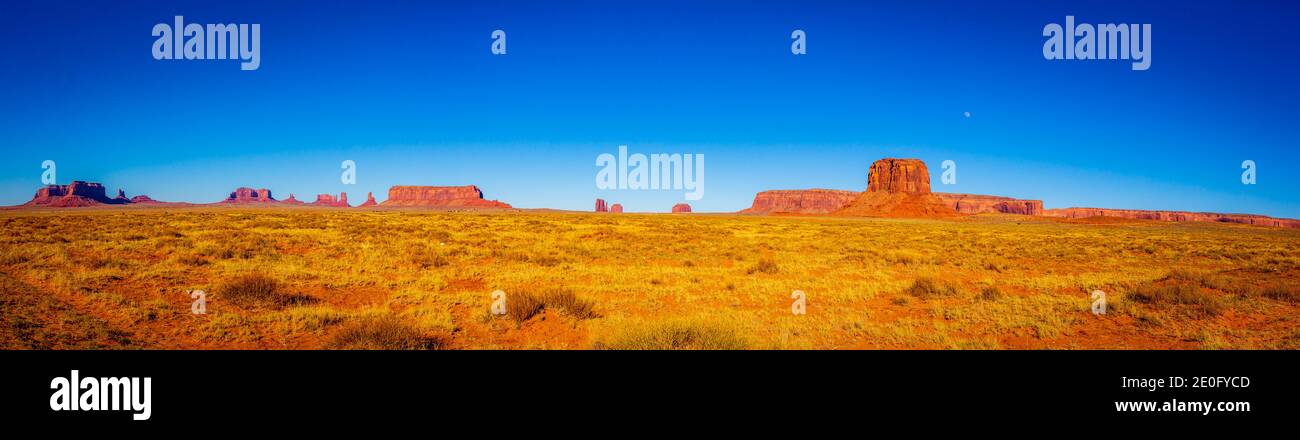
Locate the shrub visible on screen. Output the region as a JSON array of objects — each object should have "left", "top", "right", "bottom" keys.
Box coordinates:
[
  {"left": 978, "top": 286, "right": 1003, "bottom": 301},
  {"left": 602, "top": 321, "right": 748, "bottom": 350},
  {"left": 1128, "top": 283, "right": 1225, "bottom": 318},
  {"left": 906, "top": 277, "right": 959, "bottom": 300},
  {"left": 1253, "top": 285, "right": 1300, "bottom": 303},
  {"left": 746, "top": 258, "right": 780, "bottom": 275},
  {"left": 327, "top": 316, "right": 442, "bottom": 350},
  {"left": 215, "top": 274, "right": 311, "bottom": 308},
  {"left": 504, "top": 287, "right": 597, "bottom": 324}
]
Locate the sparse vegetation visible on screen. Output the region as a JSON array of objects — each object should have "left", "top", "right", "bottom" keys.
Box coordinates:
[
  {"left": 907, "top": 277, "right": 959, "bottom": 299},
  {"left": 327, "top": 316, "right": 442, "bottom": 350},
  {"left": 1, "top": 208, "right": 1297, "bottom": 349}
]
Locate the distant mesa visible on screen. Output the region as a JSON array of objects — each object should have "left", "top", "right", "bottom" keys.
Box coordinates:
[
  {"left": 311, "top": 192, "right": 349, "bottom": 207},
  {"left": 671, "top": 203, "right": 692, "bottom": 213},
  {"left": 1044, "top": 208, "right": 1300, "bottom": 228},
  {"left": 224, "top": 187, "right": 275, "bottom": 203},
  {"left": 380, "top": 185, "right": 512, "bottom": 209},
  {"left": 129, "top": 195, "right": 158, "bottom": 204},
  {"left": 26, "top": 181, "right": 146, "bottom": 207},
  {"left": 610, "top": 203, "right": 624, "bottom": 213},
  {"left": 936, "top": 193, "right": 1043, "bottom": 216},
  {"left": 595, "top": 198, "right": 609, "bottom": 212},
  {"left": 359, "top": 192, "right": 378, "bottom": 207},
  {"left": 283, "top": 194, "right": 304, "bottom": 205},
  {"left": 740, "top": 189, "right": 859, "bottom": 215}
]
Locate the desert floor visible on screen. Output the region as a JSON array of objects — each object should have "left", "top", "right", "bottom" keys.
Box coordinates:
[{"left": 1, "top": 208, "right": 1297, "bottom": 349}]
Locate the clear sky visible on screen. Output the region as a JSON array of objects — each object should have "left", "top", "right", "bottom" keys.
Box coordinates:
[{"left": 1, "top": 0, "right": 1297, "bottom": 216}]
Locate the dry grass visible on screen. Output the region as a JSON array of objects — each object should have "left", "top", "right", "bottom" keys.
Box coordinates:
[
  {"left": 327, "top": 315, "right": 442, "bottom": 350},
  {"left": 1, "top": 207, "right": 1298, "bottom": 349}
]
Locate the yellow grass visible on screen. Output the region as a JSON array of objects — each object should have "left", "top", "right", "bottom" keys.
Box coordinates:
[{"left": 1, "top": 208, "right": 1297, "bottom": 349}]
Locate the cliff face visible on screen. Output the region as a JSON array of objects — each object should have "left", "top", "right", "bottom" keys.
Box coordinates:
[
  {"left": 867, "top": 158, "right": 931, "bottom": 194},
  {"left": 380, "top": 185, "right": 512, "bottom": 208},
  {"left": 1044, "top": 208, "right": 1300, "bottom": 228},
  {"left": 671, "top": 203, "right": 692, "bottom": 213},
  {"left": 595, "top": 199, "right": 609, "bottom": 212},
  {"left": 740, "top": 189, "right": 859, "bottom": 214},
  {"left": 936, "top": 193, "right": 1043, "bottom": 215}
]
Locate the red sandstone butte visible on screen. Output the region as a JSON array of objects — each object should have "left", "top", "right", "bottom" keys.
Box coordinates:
[
  {"left": 740, "top": 189, "right": 859, "bottom": 214},
  {"left": 359, "top": 192, "right": 378, "bottom": 207},
  {"left": 610, "top": 204, "right": 624, "bottom": 213},
  {"left": 311, "top": 192, "right": 349, "bottom": 207},
  {"left": 671, "top": 203, "right": 692, "bottom": 213},
  {"left": 867, "top": 158, "right": 931, "bottom": 194},
  {"left": 282, "top": 194, "right": 304, "bottom": 205},
  {"left": 1044, "top": 208, "right": 1300, "bottom": 228},
  {"left": 935, "top": 193, "right": 1043, "bottom": 215},
  {"left": 25, "top": 181, "right": 128, "bottom": 207},
  {"left": 224, "top": 187, "right": 276, "bottom": 203},
  {"left": 595, "top": 198, "right": 609, "bottom": 212},
  {"left": 835, "top": 159, "right": 958, "bottom": 218},
  {"left": 380, "top": 185, "right": 512, "bottom": 209}
]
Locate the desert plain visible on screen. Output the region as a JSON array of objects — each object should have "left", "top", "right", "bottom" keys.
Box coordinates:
[{"left": 2, "top": 207, "right": 1297, "bottom": 350}]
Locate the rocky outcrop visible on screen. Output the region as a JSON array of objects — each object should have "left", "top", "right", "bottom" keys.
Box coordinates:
[
  {"left": 740, "top": 189, "right": 859, "bottom": 214},
  {"left": 224, "top": 187, "right": 275, "bottom": 203},
  {"left": 282, "top": 194, "right": 304, "bottom": 205},
  {"left": 835, "top": 159, "right": 958, "bottom": 218},
  {"left": 936, "top": 193, "right": 1043, "bottom": 215},
  {"left": 25, "top": 181, "right": 129, "bottom": 207},
  {"left": 311, "top": 193, "right": 349, "bottom": 207},
  {"left": 129, "top": 195, "right": 158, "bottom": 204},
  {"left": 867, "top": 158, "right": 931, "bottom": 194},
  {"left": 359, "top": 192, "right": 378, "bottom": 207},
  {"left": 610, "top": 204, "right": 624, "bottom": 213},
  {"left": 671, "top": 203, "right": 692, "bottom": 213},
  {"left": 1044, "top": 208, "right": 1300, "bottom": 228},
  {"left": 380, "top": 185, "right": 512, "bottom": 209},
  {"left": 595, "top": 199, "right": 609, "bottom": 212}
]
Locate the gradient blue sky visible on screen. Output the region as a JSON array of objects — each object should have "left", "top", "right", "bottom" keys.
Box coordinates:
[{"left": 1, "top": 0, "right": 1297, "bottom": 216}]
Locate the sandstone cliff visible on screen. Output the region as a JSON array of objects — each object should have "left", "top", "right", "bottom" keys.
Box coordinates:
[
  {"left": 935, "top": 193, "right": 1043, "bottom": 215},
  {"left": 380, "top": 185, "right": 512, "bottom": 209},
  {"left": 1044, "top": 208, "right": 1300, "bottom": 228},
  {"left": 740, "top": 189, "right": 859, "bottom": 214}
]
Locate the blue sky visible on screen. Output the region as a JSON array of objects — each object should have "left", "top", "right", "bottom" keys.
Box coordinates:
[{"left": 1, "top": 0, "right": 1297, "bottom": 216}]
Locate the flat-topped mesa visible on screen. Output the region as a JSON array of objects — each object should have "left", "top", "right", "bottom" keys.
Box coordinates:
[
  {"left": 671, "top": 203, "right": 692, "bottom": 213},
  {"left": 26, "top": 181, "right": 131, "bottom": 207},
  {"left": 224, "top": 187, "right": 275, "bottom": 203},
  {"left": 740, "top": 189, "right": 859, "bottom": 214},
  {"left": 595, "top": 198, "right": 609, "bottom": 212},
  {"left": 610, "top": 204, "right": 624, "bottom": 213},
  {"left": 380, "top": 185, "right": 512, "bottom": 209},
  {"left": 1044, "top": 208, "right": 1300, "bottom": 228},
  {"left": 358, "top": 192, "right": 378, "bottom": 207},
  {"left": 936, "top": 193, "right": 1044, "bottom": 215},
  {"left": 867, "top": 158, "right": 931, "bottom": 194},
  {"left": 311, "top": 192, "right": 349, "bottom": 207}
]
